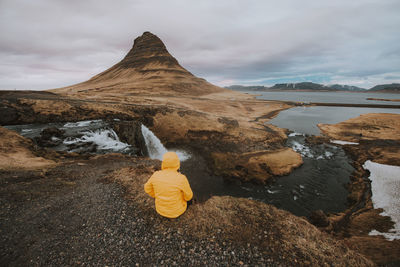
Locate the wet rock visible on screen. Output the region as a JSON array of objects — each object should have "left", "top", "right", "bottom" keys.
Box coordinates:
[
  {"left": 112, "top": 121, "right": 147, "bottom": 156},
  {"left": 309, "top": 210, "right": 330, "bottom": 227},
  {"left": 66, "top": 141, "right": 97, "bottom": 154},
  {"left": 41, "top": 127, "right": 65, "bottom": 139},
  {"left": 34, "top": 127, "right": 65, "bottom": 147},
  {"left": 0, "top": 105, "right": 18, "bottom": 125}
]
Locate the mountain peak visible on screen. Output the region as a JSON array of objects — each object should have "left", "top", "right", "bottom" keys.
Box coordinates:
[
  {"left": 118, "top": 31, "right": 179, "bottom": 69},
  {"left": 54, "top": 32, "right": 226, "bottom": 96}
]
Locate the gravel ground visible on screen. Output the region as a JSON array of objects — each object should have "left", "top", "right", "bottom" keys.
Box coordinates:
[{"left": 0, "top": 155, "right": 281, "bottom": 266}]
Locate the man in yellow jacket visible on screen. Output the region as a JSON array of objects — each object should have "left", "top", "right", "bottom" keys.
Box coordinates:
[{"left": 144, "top": 152, "right": 193, "bottom": 218}]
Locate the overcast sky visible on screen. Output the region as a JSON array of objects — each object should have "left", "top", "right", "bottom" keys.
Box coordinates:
[{"left": 1, "top": 0, "right": 399, "bottom": 90}]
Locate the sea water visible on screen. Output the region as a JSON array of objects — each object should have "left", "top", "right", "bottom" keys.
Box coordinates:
[{"left": 269, "top": 106, "right": 400, "bottom": 135}]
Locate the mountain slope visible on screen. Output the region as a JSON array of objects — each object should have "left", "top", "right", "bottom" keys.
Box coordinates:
[
  {"left": 53, "top": 32, "right": 226, "bottom": 97},
  {"left": 328, "top": 84, "right": 365, "bottom": 91},
  {"left": 369, "top": 83, "right": 400, "bottom": 93},
  {"left": 270, "top": 82, "right": 332, "bottom": 90}
]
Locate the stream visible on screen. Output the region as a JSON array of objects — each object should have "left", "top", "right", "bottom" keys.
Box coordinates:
[
  {"left": 5, "top": 119, "right": 352, "bottom": 217},
  {"left": 179, "top": 134, "right": 351, "bottom": 217}
]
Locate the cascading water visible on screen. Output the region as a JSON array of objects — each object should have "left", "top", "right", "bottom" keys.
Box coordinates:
[
  {"left": 140, "top": 125, "right": 168, "bottom": 160},
  {"left": 4, "top": 119, "right": 134, "bottom": 154},
  {"left": 63, "top": 128, "right": 130, "bottom": 152},
  {"left": 140, "top": 124, "right": 190, "bottom": 161}
]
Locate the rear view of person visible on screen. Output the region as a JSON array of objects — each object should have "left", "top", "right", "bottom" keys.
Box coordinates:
[{"left": 144, "top": 152, "right": 193, "bottom": 218}]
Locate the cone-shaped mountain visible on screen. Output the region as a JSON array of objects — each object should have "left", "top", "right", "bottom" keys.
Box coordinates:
[
  {"left": 119, "top": 31, "right": 180, "bottom": 69},
  {"left": 54, "top": 32, "right": 225, "bottom": 96}
]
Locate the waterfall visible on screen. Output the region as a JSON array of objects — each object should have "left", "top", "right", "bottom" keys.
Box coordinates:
[
  {"left": 141, "top": 125, "right": 168, "bottom": 160},
  {"left": 141, "top": 124, "right": 190, "bottom": 161}
]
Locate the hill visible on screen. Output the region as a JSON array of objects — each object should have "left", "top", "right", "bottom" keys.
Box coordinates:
[
  {"left": 225, "top": 85, "right": 269, "bottom": 91},
  {"left": 369, "top": 83, "right": 400, "bottom": 93},
  {"left": 52, "top": 32, "right": 227, "bottom": 97},
  {"left": 226, "top": 83, "right": 368, "bottom": 92},
  {"left": 270, "top": 82, "right": 330, "bottom": 90},
  {"left": 328, "top": 84, "right": 365, "bottom": 91}
]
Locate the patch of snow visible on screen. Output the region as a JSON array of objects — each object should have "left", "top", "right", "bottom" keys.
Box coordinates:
[
  {"left": 330, "top": 140, "right": 359, "bottom": 145},
  {"left": 363, "top": 160, "right": 400, "bottom": 241},
  {"left": 288, "top": 132, "right": 304, "bottom": 137}
]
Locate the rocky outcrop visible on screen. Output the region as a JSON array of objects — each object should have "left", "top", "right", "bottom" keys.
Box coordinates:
[
  {"left": 34, "top": 127, "right": 65, "bottom": 147},
  {"left": 112, "top": 121, "right": 147, "bottom": 156}
]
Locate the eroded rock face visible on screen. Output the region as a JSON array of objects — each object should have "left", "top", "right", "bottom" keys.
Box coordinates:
[
  {"left": 112, "top": 121, "right": 147, "bottom": 156},
  {"left": 119, "top": 31, "right": 180, "bottom": 69}
]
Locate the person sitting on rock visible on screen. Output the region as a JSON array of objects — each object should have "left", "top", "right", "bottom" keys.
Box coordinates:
[{"left": 144, "top": 152, "right": 193, "bottom": 218}]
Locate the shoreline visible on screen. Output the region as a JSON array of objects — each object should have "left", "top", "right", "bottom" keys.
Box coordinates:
[
  {"left": 274, "top": 100, "right": 400, "bottom": 109},
  {"left": 237, "top": 89, "right": 400, "bottom": 94}
]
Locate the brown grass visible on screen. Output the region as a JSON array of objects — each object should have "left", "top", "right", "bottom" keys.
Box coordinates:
[
  {"left": 0, "top": 127, "right": 56, "bottom": 170},
  {"left": 319, "top": 113, "right": 400, "bottom": 142}
]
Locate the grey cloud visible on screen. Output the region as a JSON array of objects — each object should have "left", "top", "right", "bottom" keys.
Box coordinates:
[{"left": 0, "top": 0, "right": 399, "bottom": 89}]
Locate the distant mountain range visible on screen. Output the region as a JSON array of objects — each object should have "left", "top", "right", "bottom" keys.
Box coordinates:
[
  {"left": 225, "top": 85, "right": 269, "bottom": 91},
  {"left": 226, "top": 82, "right": 400, "bottom": 93}
]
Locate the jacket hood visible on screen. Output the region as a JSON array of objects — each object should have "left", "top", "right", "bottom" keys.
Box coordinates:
[{"left": 161, "top": 152, "right": 180, "bottom": 171}]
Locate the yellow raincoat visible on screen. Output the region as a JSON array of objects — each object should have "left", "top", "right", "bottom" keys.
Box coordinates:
[{"left": 144, "top": 152, "right": 193, "bottom": 218}]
